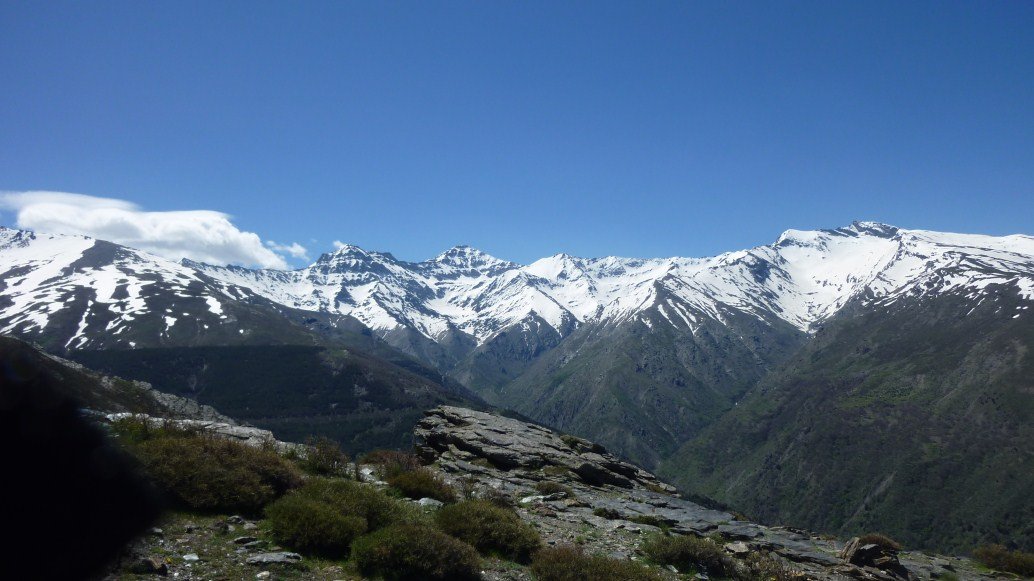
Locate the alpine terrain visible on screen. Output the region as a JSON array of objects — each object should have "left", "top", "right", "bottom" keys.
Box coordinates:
[{"left": 1, "top": 221, "right": 1032, "bottom": 552}]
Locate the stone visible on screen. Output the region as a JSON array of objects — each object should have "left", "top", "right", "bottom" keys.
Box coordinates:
[
  {"left": 246, "top": 552, "right": 303, "bottom": 566},
  {"left": 243, "top": 522, "right": 258, "bottom": 531},
  {"left": 255, "top": 572, "right": 271, "bottom": 579},
  {"left": 417, "top": 497, "right": 444, "bottom": 509},
  {"left": 182, "top": 553, "right": 200, "bottom": 562},
  {"left": 725, "top": 541, "right": 750, "bottom": 555},
  {"left": 127, "top": 556, "right": 168, "bottom": 575},
  {"left": 234, "top": 536, "right": 259, "bottom": 544},
  {"left": 147, "top": 527, "right": 164, "bottom": 536},
  {"left": 227, "top": 515, "right": 245, "bottom": 524}
]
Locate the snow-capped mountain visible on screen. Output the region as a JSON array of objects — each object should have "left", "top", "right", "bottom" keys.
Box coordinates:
[
  {"left": 0, "top": 227, "right": 325, "bottom": 350},
  {"left": 190, "top": 221, "right": 1034, "bottom": 344},
  {"left": 3, "top": 222, "right": 1033, "bottom": 354}
]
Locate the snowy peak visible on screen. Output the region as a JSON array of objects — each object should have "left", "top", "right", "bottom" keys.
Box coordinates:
[
  {"left": 425, "top": 245, "right": 516, "bottom": 274},
  {"left": 2, "top": 223, "right": 1032, "bottom": 350}
]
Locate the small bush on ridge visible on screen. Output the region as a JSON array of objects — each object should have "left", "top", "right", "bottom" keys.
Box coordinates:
[
  {"left": 387, "top": 467, "right": 457, "bottom": 503},
  {"left": 436, "top": 500, "right": 541, "bottom": 562},
  {"left": 351, "top": 524, "right": 481, "bottom": 580},
  {"left": 641, "top": 533, "right": 731, "bottom": 576},
  {"left": 973, "top": 544, "right": 1034, "bottom": 576},
  {"left": 301, "top": 436, "right": 349, "bottom": 476},
  {"left": 360, "top": 449, "right": 423, "bottom": 479},
  {"left": 531, "top": 545, "right": 663, "bottom": 581},
  {"left": 264, "top": 494, "right": 367, "bottom": 557},
  {"left": 130, "top": 434, "right": 302, "bottom": 514},
  {"left": 534, "top": 481, "right": 573, "bottom": 496}
]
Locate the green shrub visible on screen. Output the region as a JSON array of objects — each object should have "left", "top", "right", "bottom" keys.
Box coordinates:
[
  {"left": 361, "top": 449, "right": 423, "bottom": 479},
  {"left": 531, "top": 545, "right": 663, "bottom": 581},
  {"left": 435, "top": 500, "right": 541, "bottom": 562},
  {"left": 264, "top": 494, "right": 367, "bottom": 556},
  {"left": 387, "top": 467, "right": 457, "bottom": 503},
  {"left": 534, "top": 481, "right": 573, "bottom": 496},
  {"left": 741, "top": 551, "right": 797, "bottom": 581},
  {"left": 301, "top": 436, "right": 349, "bottom": 476},
  {"left": 110, "top": 416, "right": 198, "bottom": 444},
  {"left": 295, "top": 478, "right": 423, "bottom": 531},
  {"left": 857, "top": 533, "right": 903, "bottom": 552},
  {"left": 641, "top": 533, "right": 731, "bottom": 576},
  {"left": 629, "top": 514, "right": 669, "bottom": 529},
  {"left": 131, "top": 434, "right": 302, "bottom": 514},
  {"left": 351, "top": 524, "right": 481, "bottom": 580},
  {"left": 973, "top": 544, "right": 1034, "bottom": 576}
]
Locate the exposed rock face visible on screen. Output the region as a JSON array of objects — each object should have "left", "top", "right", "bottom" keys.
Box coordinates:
[
  {"left": 415, "top": 406, "right": 677, "bottom": 492},
  {"left": 415, "top": 406, "right": 995, "bottom": 581}
]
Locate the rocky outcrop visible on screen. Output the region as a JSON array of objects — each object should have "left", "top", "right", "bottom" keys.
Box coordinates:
[
  {"left": 415, "top": 406, "right": 995, "bottom": 581},
  {"left": 415, "top": 406, "right": 676, "bottom": 492}
]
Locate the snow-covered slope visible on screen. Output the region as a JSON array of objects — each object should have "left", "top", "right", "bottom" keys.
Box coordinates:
[
  {"left": 191, "top": 222, "right": 1034, "bottom": 343},
  {"left": 3, "top": 222, "right": 1033, "bottom": 350},
  {"left": 0, "top": 227, "right": 315, "bottom": 350}
]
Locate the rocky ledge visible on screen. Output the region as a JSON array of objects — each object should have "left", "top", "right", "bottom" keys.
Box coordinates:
[{"left": 416, "top": 406, "right": 993, "bottom": 581}]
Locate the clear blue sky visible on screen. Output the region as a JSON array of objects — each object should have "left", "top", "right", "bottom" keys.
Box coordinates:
[{"left": 1, "top": 1, "right": 1032, "bottom": 265}]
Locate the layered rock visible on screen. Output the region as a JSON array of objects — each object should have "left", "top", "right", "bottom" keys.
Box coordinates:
[{"left": 415, "top": 406, "right": 993, "bottom": 581}]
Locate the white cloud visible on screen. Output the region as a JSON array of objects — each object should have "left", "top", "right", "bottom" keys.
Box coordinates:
[
  {"left": 0, "top": 191, "right": 305, "bottom": 269},
  {"left": 332, "top": 240, "right": 347, "bottom": 250},
  {"left": 266, "top": 240, "right": 309, "bottom": 261}
]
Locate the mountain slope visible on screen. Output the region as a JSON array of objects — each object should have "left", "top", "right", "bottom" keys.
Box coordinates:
[
  {"left": 660, "top": 284, "right": 1034, "bottom": 553},
  {"left": 0, "top": 227, "right": 324, "bottom": 350},
  {"left": 70, "top": 344, "right": 487, "bottom": 455}
]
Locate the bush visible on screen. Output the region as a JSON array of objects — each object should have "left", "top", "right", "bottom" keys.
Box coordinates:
[
  {"left": 857, "top": 533, "right": 903, "bottom": 552},
  {"left": 298, "top": 478, "right": 423, "bottom": 530},
  {"left": 131, "top": 434, "right": 302, "bottom": 514},
  {"left": 264, "top": 494, "right": 367, "bottom": 556},
  {"left": 351, "top": 524, "right": 481, "bottom": 580},
  {"left": 435, "top": 500, "right": 541, "bottom": 562},
  {"left": 387, "top": 467, "right": 457, "bottom": 503},
  {"left": 110, "top": 416, "right": 198, "bottom": 444},
  {"left": 741, "top": 552, "right": 797, "bottom": 581},
  {"left": 531, "top": 545, "right": 664, "bottom": 581},
  {"left": 973, "top": 544, "right": 1034, "bottom": 576},
  {"left": 641, "top": 533, "right": 731, "bottom": 576},
  {"left": 301, "top": 436, "right": 349, "bottom": 476},
  {"left": 534, "top": 481, "right": 573, "bottom": 496},
  {"left": 629, "top": 514, "right": 669, "bottom": 529},
  {"left": 361, "top": 449, "right": 423, "bottom": 479}
]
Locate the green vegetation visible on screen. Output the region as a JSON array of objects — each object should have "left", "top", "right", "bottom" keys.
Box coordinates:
[
  {"left": 641, "top": 533, "right": 729, "bottom": 576},
  {"left": 973, "top": 544, "right": 1034, "bottom": 576},
  {"left": 71, "top": 344, "right": 482, "bottom": 456},
  {"left": 300, "top": 436, "right": 349, "bottom": 476},
  {"left": 435, "top": 500, "right": 541, "bottom": 562},
  {"left": 530, "top": 545, "right": 664, "bottom": 581},
  {"left": 593, "top": 507, "right": 622, "bottom": 520},
  {"left": 641, "top": 533, "right": 795, "bottom": 580},
  {"left": 386, "top": 467, "right": 457, "bottom": 503},
  {"left": 629, "top": 514, "right": 669, "bottom": 529},
  {"left": 534, "top": 481, "right": 574, "bottom": 496},
  {"left": 361, "top": 449, "right": 423, "bottom": 478},
  {"left": 264, "top": 494, "right": 367, "bottom": 557},
  {"left": 351, "top": 524, "right": 482, "bottom": 580},
  {"left": 126, "top": 428, "right": 302, "bottom": 514}
]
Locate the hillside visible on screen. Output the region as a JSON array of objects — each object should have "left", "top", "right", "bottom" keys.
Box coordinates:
[
  {"left": 661, "top": 285, "right": 1034, "bottom": 553},
  {"left": 70, "top": 344, "right": 486, "bottom": 455}
]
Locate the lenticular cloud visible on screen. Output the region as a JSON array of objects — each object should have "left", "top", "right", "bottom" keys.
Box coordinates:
[{"left": 0, "top": 191, "right": 302, "bottom": 269}]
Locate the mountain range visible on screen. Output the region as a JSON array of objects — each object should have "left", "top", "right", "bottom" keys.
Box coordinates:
[{"left": 1, "top": 221, "right": 1032, "bottom": 552}]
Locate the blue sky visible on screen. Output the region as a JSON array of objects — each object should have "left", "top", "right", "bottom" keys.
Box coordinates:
[{"left": 1, "top": 1, "right": 1032, "bottom": 267}]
